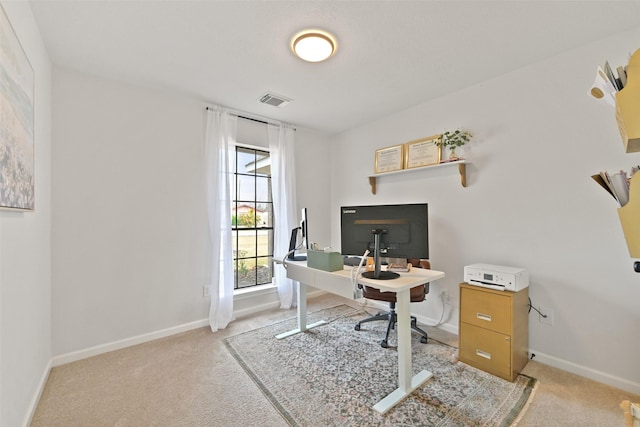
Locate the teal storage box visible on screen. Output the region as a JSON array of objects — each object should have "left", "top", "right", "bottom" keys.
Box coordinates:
[{"left": 307, "top": 250, "right": 344, "bottom": 272}]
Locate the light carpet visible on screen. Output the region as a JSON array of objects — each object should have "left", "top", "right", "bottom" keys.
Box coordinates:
[{"left": 224, "top": 304, "right": 537, "bottom": 427}]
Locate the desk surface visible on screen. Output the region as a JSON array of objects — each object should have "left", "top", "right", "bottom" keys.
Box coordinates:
[{"left": 281, "top": 259, "right": 445, "bottom": 293}]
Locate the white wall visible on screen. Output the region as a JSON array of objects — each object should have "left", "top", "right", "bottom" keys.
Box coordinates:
[
  {"left": 52, "top": 69, "right": 212, "bottom": 357},
  {"left": 51, "top": 68, "right": 332, "bottom": 359},
  {"left": 294, "top": 129, "right": 333, "bottom": 250},
  {"left": 330, "top": 27, "right": 640, "bottom": 394},
  {"left": 0, "top": 2, "right": 52, "bottom": 426}
]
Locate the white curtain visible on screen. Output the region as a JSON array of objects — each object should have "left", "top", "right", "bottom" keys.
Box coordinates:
[
  {"left": 268, "top": 123, "right": 298, "bottom": 309},
  {"left": 205, "top": 107, "right": 237, "bottom": 331}
]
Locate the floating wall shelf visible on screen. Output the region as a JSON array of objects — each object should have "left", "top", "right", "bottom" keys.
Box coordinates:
[{"left": 368, "top": 160, "right": 467, "bottom": 194}]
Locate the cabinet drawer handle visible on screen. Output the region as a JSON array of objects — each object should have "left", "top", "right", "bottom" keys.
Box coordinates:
[
  {"left": 476, "top": 312, "right": 492, "bottom": 322},
  {"left": 476, "top": 349, "right": 492, "bottom": 360}
]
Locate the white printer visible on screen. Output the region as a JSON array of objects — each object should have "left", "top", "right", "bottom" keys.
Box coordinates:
[{"left": 463, "top": 263, "right": 529, "bottom": 292}]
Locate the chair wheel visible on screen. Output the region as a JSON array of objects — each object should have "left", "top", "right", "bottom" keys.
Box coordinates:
[
  {"left": 354, "top": 324, "right": 361, "bottom": 331},
  {"left": 380, "top": 340, "right": 388, "bottom": 348},
  {"left": 420, "top": 336, "right": 428, "bottom": 344}
]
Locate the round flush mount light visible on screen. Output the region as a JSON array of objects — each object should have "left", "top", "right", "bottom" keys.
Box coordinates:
[{"left": 291, "top": 29, "right": 337, "bottom": 62}]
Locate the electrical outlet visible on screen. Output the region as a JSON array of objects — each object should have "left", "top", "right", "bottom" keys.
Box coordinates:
[
  {"left": 539, "top": 306, "right": 553, "bottom": 325},
  {"left": 440, "top": 289, "right": 449, "bottom": 303},
  {"left": 203, "top": 286, "right": 210, "bottom": 297}
]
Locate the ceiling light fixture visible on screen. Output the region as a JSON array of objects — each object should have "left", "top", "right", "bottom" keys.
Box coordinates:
[{"left": 291, "top": 29, "right": 337, "bottom": 63}]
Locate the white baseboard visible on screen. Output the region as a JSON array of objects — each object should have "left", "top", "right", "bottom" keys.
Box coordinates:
[
  {"left": 234, "top": 300, "right": 281, "bottom": 319},
  {"left": 22, "top": 359, "right": 52, "bottom": 427},
  {"left": 530, "top": 349, "right": 640, "bottom": 396},
  {"left": 51, "top": 287, "right": 323, "bottom": 367},
  {"left": 233, "top": 284, "right": 280, "bottom": 319},
  {"left": 52, "top": 319, "right": 209, "bottom": 367},
  {"left": 414, "top": 310, "right": 459, "bottom": 336},
  {"left": 303, "top": 289, "right": 328, "bottom": 301}
]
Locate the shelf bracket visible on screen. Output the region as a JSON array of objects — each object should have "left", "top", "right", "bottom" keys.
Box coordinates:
[
  {"left": 369, "top": 176, "right": 377, "bottom": 194},
  {"left": 458, "top": 163, "right": 467, "bottom": 187}
]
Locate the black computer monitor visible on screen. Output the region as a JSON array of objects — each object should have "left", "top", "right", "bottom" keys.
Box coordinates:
[
  {"left": 340, "top": 203, "right": 429, "bottom": 279},
  {"left": 287, "top": 208, "right": 309, "bottom": 261}
]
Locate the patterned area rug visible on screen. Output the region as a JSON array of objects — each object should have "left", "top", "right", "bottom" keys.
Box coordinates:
[{"left": 224, "top": 305, "right": 537, "bottom": 427}]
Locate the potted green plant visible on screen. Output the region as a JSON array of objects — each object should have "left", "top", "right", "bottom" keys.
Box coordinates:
[{"left": 436, "top": 129, "right": 472, "bottom": 161}]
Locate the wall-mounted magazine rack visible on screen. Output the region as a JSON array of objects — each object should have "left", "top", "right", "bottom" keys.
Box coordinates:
[
  {"left": 593, "top": 48, "right": 640, "bottom": 271},
  {"left": 615, "top": 49, "right": 640, "bottom": 153},
  {"left": 618, "top": 172, "right": 640, "bottom": 258}
]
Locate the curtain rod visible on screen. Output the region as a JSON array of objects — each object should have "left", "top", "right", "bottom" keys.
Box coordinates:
[{"left": 205, "top": 106, "right": 295, "bottom": 130}]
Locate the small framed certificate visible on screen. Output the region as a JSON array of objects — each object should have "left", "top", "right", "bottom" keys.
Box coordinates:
[
  {"left": 405, "top": 135, "right": 442, "bottom": 169},
  {"left": 374, "top": 144, "right": 404, "bottom": 174}
]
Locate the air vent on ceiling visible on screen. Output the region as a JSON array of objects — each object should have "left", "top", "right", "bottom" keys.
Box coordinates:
[{"left": 259, "top": 92, "right": 292, "bottom": 108}]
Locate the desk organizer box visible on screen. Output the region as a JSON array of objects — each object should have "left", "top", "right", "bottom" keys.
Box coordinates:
[{"left": 307, "top": 250, "right": 344, "bottom": 272}]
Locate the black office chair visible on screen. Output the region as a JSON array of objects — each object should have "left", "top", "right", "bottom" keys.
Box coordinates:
[{"left": 354, "top": 259, "right": 430, "bottom": 348}]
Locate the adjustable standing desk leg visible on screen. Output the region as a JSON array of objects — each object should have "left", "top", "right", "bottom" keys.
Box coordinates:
[
  {"left": 396, "top": 290, "right": 412, "bottom": 390},
  {"left": 372, "top": 288, "right": 433, "bottom": 414},
  {"left": 275, "top": 281, "right": 326, "bottom": 339},
  {"left": 297, "top": 280, "right": 308, "bottom": 331}
]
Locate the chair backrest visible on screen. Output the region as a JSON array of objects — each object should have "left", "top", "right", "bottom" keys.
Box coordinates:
[
  {"left": 408, "top": 258, "right": 430, "bottom": 269},
  {"left": 361, "top": 259, "right": 430, "bottom": 303}
]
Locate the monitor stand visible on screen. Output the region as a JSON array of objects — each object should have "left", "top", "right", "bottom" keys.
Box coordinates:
[
  {"left": 362, "top": 270, "right": 399, "bottom": 280},
  {"left": 287, "top": 226, "right": 306, "bottom": 261},
  {"left": 360, "top": 230, "right": 399, "bottom": 280}
]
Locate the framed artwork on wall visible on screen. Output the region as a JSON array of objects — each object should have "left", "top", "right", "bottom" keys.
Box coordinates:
[{"left": 0, "top": 4, "right": 35, "bottom": 211}]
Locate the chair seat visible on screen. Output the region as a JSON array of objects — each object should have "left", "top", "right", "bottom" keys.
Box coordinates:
[{"left": 362, "top": 283, "right": 429, "bottom": 303}]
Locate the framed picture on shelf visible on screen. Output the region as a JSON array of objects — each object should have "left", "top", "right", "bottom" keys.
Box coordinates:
[
  {"left": 405, "top": 135, "right": 441, "bottom": 169},
  {"left": 374, "top": 144, "right": 404, "bottom": 174}
]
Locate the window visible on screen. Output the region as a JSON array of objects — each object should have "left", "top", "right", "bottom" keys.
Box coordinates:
[{"left": 231, "top": 146, "right": 274, "bottom": 289}]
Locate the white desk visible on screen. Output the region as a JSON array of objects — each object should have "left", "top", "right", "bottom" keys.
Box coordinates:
[{"left": 274, "top": 259, "right": 445, "bottom": 414}]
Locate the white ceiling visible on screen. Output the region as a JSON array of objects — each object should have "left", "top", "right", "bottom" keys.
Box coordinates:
[{"left": 29, "top": 0, "right": 640, "bottom": 135}]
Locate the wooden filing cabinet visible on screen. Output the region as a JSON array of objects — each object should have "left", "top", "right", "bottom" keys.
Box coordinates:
[{"left": 458, "top": 283, "right": 529, "bottom": 381}]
